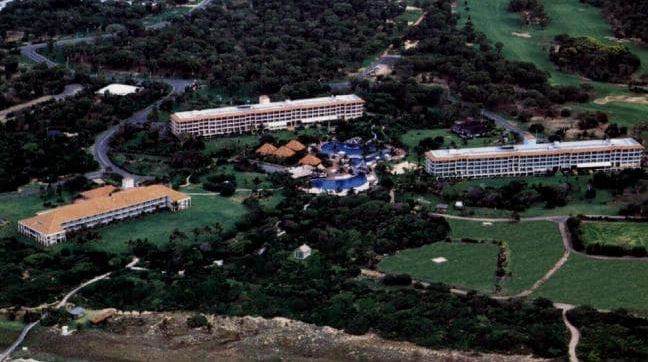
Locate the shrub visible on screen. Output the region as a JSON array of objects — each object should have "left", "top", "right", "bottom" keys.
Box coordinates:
[{"left": 187, "top": 314, "right": 209, "bottom": 329}]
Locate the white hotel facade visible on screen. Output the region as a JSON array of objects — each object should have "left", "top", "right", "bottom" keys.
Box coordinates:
[
  {"left": 19, "top": 185, "right": 191, "bottom": 246},
  {"left": 170, "top": 94, "right": 365, "bottom": 137},
  {"left": 425, "top": 138, "right": 644, "bottom": 179}
]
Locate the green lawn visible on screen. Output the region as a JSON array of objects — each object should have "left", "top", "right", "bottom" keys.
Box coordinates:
[
  {"left": 448, "top": 220, "right": 565, "bottom": 295},
  {"left": 378, "top": 242, "right": 499, "bottom": 292},
  {"left": 581, "top": 222, "right": 648, "bottom": 249},
  {"left": 83, "top": 185, "right": 247, "bottom": 253},
  {"left": 536, "top": 254, "right": 648, "bottom": 311},
  {"left": 111, "top": 152, "right": 172, "bottom": 178},
  {"left": 0, "top": 185, "right": 76, "bottom": 239},
  {"left": 458, "top": 0, "right": 648, "bottom": 127}
]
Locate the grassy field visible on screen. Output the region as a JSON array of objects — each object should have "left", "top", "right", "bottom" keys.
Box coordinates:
[
  {"left": 536, "top": 254, "right": 648, "bottom": 311},
  {"left": 458, "top": 0, "right": 648, "bottom": 127},
  {"left": 378, "top": 242, "right": 499, "bottom": 292},
  {"left": 581, "top": 222, "right": 648, "bottom": 249},
  {"left": 448, "top": 220, "right": 565, "bottom": 295},
  {"left": 80, "top": 185, "right": 247, "bottom": 253}
]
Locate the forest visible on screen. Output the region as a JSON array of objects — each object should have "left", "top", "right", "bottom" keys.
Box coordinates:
[
  {"left": 580, "top": 0, "right": 648, "bottom": 43},
  {"left": 0, "top": 64, "right": 68, "bottom": 109},
  {"left": 60, "top": 0, "right": 405, "bottom": 94},
  {"left": 549, "top": 34, "right": 641, "bottom": 83},
  {"left": 507, "top": 0, "right": 549, "bottom": 27},
  {"left": 0, "top": 0, "right": 161, "bottom": 38}
]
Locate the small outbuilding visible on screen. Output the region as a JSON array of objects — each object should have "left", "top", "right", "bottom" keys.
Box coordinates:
[
  {"left": 454, "top": 201, "right": 464, "bottom": 210},
  {"left": 435, "top": 203, "right": 449, "bottom": 213},
  {"left": 294, "top": 244, "right": 312, "bottom": 260},
  {"left": 96, "top": 84, "right": 141, "bottom": 97}
]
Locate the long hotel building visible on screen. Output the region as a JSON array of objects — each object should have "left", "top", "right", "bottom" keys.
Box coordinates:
[
  {"left": 425, "top": 138, "right": 644, "bottom": 179},
  {"left": 19, "top": 185, "right": 191, "bottom": 245},
  {"left": 170, "top": 94, "right": 365, "bottom": 137}
]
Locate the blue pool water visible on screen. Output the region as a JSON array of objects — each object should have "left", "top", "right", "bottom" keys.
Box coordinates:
[
  {"left": 311, "top": 174, "right": 368, "bottom": 191},
  {"left": 320, "top": 141, "right": 364, "bottom": 158}
]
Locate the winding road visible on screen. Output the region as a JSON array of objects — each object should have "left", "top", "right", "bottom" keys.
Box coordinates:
[{"left": 18, "top": 0, "right": 214, "bottom": 184}]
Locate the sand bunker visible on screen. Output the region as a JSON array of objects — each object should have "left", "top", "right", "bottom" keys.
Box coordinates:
[
  {"left": 512, "top": 32, "right": 532, "bottom": 39},
  {"left": 432, "top": 257, "right": 447, "bottom": 264},
  {"left": 594, "top": 95, "right": 648, "bottom": 106}
]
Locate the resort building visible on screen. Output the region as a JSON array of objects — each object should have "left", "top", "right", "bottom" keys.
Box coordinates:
[
  {"left": 170, "top": 94, "right": 365, "bottom": 137},
  {"left": 425, "top": 138, "right": 644, "bottom": 179},
  {"left": 18, "top": 185, "right": 191, "bottom": 245}
]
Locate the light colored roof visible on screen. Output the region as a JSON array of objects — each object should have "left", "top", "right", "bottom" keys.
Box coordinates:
[
  {"left": 96, "top": 84, "right": 141, "bottom": 96},
  {"left": 171, "top": 94, "right": 364, "bottom": 123},
  {"left": 256, "top": 143, "right": 278, "bottom": 156},
  {"left": 426, "top": 138, "right": 643, "bottom": 161},
  {"left": 273, "top": 146, "right": 296, "bottom": 158},
  {"left": 20, "top": 185, "right": 190, "bottom": 236},
  {"left": 285, "top": 140, "right": 306, "bottom": 152},
  {"left": 79, "top": 185, "right": 117, "bottom": 200},
  {"left": 298, "top": 244, "right": 311, "bottom": 252},
  {"left": 298, "top": 154, "right": 322, "bottom": 166}
]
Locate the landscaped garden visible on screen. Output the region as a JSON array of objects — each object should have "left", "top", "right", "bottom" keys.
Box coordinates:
[{"left": 581, "top": 222, "right": 648, "bottom": 250}]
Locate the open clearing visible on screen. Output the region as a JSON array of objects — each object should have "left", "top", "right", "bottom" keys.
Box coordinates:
[
  {"left": 536, "top": 254, "right": 648, "bottom": 311},
  {"left": 447, "top": 220, "right": 565, "bottom": 295},
  {"left": 458, "top": 0, "right": 648, "bottom": 128},
  {"left": 581, "top": 222, "right": 648, "bottom": 249},
  {"left": 378, "top": 242, "right": 499, "bottom": 293},
  {"left": 379, "top": 220, "right": 565, "bottom": 296}
]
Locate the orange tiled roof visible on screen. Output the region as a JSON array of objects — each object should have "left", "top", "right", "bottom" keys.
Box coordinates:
[
  {"left": 298, "top": 154, "right": 322, "bottom": 166},
  {"left": 273, "top": 146, "right": 296, "bottom": 158},
  {"left": 20, "top": 185, "right": 189, "bottom": 236},
  {"left": 255, "top": 143, "right": 277, "bottom": 156},
  {"left": 79, "top": 185, "right": 117, "bottom": 200},
  {"left": 285, "top": 139, "right": 306, "bottom": 152}
]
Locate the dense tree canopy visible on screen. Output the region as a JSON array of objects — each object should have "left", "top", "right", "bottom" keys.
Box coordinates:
[
  {"left": 61, "top": 0, "right": 405, "bottom": 93},
  {"left": 549, "top": 34, "right": 641, "bottom": 82},
  {"left": 0, "top": 0, "right": 157, "bottom": 38}
]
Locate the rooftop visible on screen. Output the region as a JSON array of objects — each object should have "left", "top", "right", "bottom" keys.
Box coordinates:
[
  {"left": 172, "top": 94, "right": 364, "bottom": 122},
  {"left": 20, "top": 185, "right": 190, "bottom": 235},
  {"left": 96, "top": 83, "right": 141, "bottom": 96},
  {"left": 426, "top": 138, "right": 643, "bottom": 160},
  {"left": 78, "top": 185, "right": 117, "bottom": 200}
]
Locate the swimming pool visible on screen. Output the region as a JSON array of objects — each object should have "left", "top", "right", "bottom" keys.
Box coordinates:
[
  {"left": 310, "top": 174, "right": 368, "bottom": 191},
  {"left": 320, "top": 141, "right": 364, "bottom": 158}
]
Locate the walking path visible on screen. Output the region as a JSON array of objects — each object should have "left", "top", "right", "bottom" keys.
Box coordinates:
[
  {"left": 0, "top": 84, "right": 83, "bottom": 123},
  {"left": 555, "top": 303, "right": 580, "bottom": 362}
]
